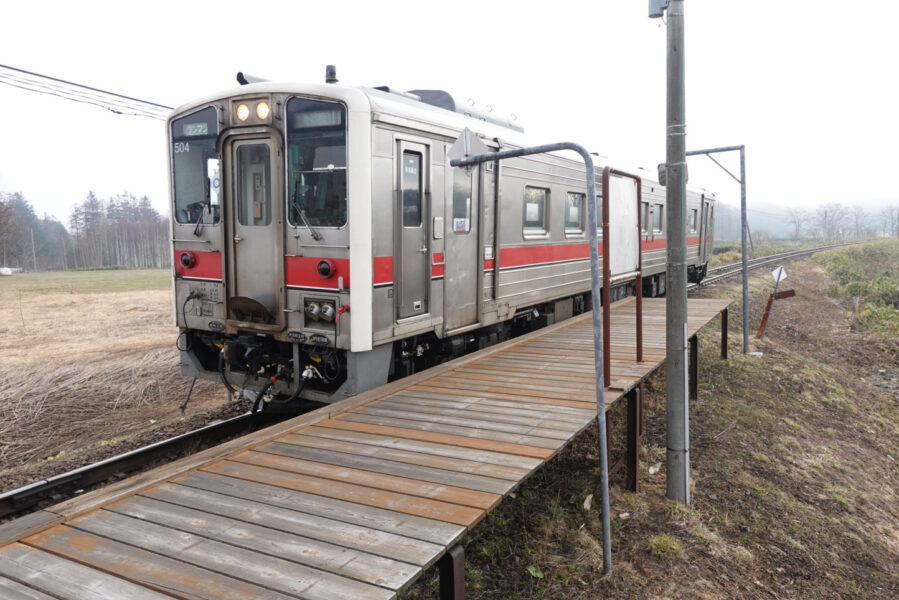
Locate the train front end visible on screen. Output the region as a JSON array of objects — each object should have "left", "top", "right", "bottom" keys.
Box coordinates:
[{"left": 168, "top": 83, "right": 376, "bottom": 407}]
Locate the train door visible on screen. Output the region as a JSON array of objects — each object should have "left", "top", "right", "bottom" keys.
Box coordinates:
[
  {"left": 395, "top": 141, "right": 430, "bottom": 319},
  {"left": 444, "top": 165, "right": 480, "bottom": 331},
  {"left": 700, "top": 195, "right": 713, "bottom": 264},
  {"left": 224, "top": 136, "right": 284, "bottom": 328}
]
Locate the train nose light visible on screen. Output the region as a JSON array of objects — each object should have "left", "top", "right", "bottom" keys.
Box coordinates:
[
  {"left": 236, "top": 103, "right": 250, "bottom": 121},
  {"left": 317, "top": 259, "right": 336, "bottom": 279},
  {"left": 256, "top": 101, "right": 270, "bottom": 120},
  {"left": 320, "top": 303, "right": 336, "bottom": 322},
  {"left": 179, "top": 251, "right": 197, "bottom": 269},
  {"left": 305, "top": 302, "right": 321, "bottom": 320}
]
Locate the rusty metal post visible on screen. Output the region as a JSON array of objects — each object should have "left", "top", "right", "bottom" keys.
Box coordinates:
[
  {"left": 602, "top": 170, "right": 612, "bottom": 385},
  {"left": 689, "top": 335, "right": 698, "bottom": 401},
  {"left": 626, "top": 386, "right": 642, "bottom": 492},
  {"left": 720, "top": 307, "right": 728, "bottom": 359},
  {"left": 439, "top": 544, "right": 465, "bottom": 600}
]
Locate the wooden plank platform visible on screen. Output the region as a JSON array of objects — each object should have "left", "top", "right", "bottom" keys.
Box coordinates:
[{"left": 0, "top": 297, "right": 730, "bottom": 599}]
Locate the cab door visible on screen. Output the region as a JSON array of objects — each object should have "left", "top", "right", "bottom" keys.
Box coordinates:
[
  {"left": 395, "top": 141, "right": 430, "bottom": 319},
  {"left": 224, "top": 136, "right": 284, "bottom": 328}
]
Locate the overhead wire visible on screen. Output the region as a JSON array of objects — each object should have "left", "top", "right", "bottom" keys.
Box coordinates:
[{"left": 0, "top": 63, "right": 172, "bottom": 120}]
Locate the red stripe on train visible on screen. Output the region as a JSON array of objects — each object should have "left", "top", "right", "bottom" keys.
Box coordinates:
[
  {"left": 174, "top": 250, "right": 222, "bottom": 280},
  {"left": 286, "top": 256, "right": 350, "bottom": 289}
]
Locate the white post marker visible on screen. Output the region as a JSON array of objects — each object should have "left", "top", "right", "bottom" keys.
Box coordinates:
[{"left": 772, "top": 266, "right": 787, "bottom": 284}]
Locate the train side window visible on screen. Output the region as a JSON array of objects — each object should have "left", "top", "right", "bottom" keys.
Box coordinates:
[
  {"left": 402, "top": 151, "right": 422, "bottom": 227},
  {"left": 653, "top": 203, "right": 664, "bottom": 233},
  {"left": 641, "top": 201, "right": 650, "bottom": 233},
  {"left": 565, "top": 192, "right": 584, "bottom": 236},
  {"left": 523, "top": 186, "right": 548, "bottom": 237},
  {"left": 690, "top": 208, "right": 698, "bottom": 232},
  {"left": 452, "top": 167, "right": 472, "bottom": 234}
]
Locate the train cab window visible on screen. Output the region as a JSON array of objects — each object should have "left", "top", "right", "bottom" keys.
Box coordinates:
[
  {"left": 641, "top": 201, "right": 650, "bottom": 233},
  {"left": 653, "top": 203, "right": 664, "bottom": 232},
  {"left": 287, "top": 98, "right": 348, "bottom": 229},
  {"left": 523, "top": 186, "right": 548, "bottom": 236},
  {"left": 235, "top": 144, "right": 272, "bottom": 226},
  {"left": 402, "top": 152, "right": 422, "bottom": 227},
  {"left": 565, "top": 192, "right": 584, "bottom": 235},
  {"left": 171, "top": 106, "right": 220, "bottom": 225},
  {"left": 690, "top": 208, "right": 698, "bottom": 232},
  {"left": 452, "top": 167, "right": 472, "bottom": 233}
]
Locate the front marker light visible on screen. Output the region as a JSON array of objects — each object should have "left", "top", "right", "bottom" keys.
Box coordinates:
[
  {"left": 256, "top": 101, "right": 270, "bottom": 120},
  {"left": 236, "top": 103, "right": 250, "bottom": 121}
]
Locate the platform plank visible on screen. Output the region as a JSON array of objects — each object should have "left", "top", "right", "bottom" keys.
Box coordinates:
[
  {"left": 261, "top": 439, "right": 517, "bottom": 492},
  {"left": 107, "top": 496, "right": 417, "bottom": 591},
  {"left": 226, "top": 449, "right": 502, "bottom": 510},
  {"left": 0, "top": 576, "right": 57, "bottom": 600},
  {"left": 141, "top": 481, "right": 443, "bottom": 566},
  {"left": 202, "top": 460, "right": 484, "bottom": 527},
  {"left": 176, "top": 471, "right": 464, "bottom": 546}
]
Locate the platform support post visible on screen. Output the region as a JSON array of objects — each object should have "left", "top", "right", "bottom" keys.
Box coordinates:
[
  {"left": 439, "top": 544, "right": 465, "bottom": 600},
  {"left": 720, "top": 308, "right": 728, "bottom": 360},
  {"left": 689, "top": 335, "right": 698, "bottom": 401},
  {"left": 626, "top": 386, "right": 643, "bottom": 492}
]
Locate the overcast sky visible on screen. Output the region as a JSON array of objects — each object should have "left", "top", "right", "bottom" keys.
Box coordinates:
[{"left": 1, "top": 0, "right": 896, "bottom": 226}]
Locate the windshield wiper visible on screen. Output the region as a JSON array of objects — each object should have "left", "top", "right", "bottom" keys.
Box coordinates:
[{"left": 291, "top": 171, "right": 322, "bottom": 241}]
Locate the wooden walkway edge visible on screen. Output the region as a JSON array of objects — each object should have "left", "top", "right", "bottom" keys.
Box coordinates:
[{"left": 0, "top": 297, "right": 731, "bottom": 599}]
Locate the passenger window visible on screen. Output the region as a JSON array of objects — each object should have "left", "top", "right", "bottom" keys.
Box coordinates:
[
  {"left": 565, "top": 192, "right": 584, "bottom": 234},
  {"left": 653, "top": 203, "right": 664, "bottom": 232},
  {"left": 690, "top": 209, "right": 698, "bottom": 232},
  {"left": 641, "top": 201, "right": 650, "bottom": 233},
  {"left": 523, "top": 186, "right": 548, "bottom": 235},
  {"left": 452, "top": 167, "right": 472, "bottom": 234},
  {"left": 402, "top": 152, "right": 422, "bottom": 227}
]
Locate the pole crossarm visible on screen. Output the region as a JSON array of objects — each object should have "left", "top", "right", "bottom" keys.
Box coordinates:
[
  {"left": 451, "top": 141, "right": 612, "bottom": 575},
  {"left": 684, "top": 144, "right": 750, "bottom": 354}
]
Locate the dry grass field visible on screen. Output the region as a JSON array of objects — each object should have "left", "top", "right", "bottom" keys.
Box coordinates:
[{"left": 0, "top": 269, "right": 227, "bottom": 485}]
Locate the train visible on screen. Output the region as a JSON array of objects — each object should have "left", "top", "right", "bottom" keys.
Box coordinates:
[{"left": 168, "top": 68, "right": 715, "bottom": 408}]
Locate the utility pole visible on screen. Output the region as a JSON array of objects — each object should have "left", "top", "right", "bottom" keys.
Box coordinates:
[{"left": 651, "top": 0, "right": 690, "bottom": 504}]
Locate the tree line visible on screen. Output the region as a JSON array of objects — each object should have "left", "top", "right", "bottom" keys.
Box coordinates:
[
  {"left": 715, "top": 201, "right": 899, "bottom": 242},
  {"left": 0, "top": 191, "right": 170, "bottom": 270}
]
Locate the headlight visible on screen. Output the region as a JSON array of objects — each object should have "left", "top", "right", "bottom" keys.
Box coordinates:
[
  {"left": 236, "top": 103, "right": 250, "bottom": 121},
  {"left": 256, "top": 101, "right": 270, "bottom": 120}
]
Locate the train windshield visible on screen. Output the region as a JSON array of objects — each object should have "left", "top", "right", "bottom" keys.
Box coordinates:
[
  {"left": 171, "top": 107, "right": 220, "bottom": 225},
  {"left": 286, "top": 98, "right": 348, "bottom": 229}
]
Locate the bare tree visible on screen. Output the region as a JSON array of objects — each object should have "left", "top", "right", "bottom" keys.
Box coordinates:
[
  {"left": 786, "top": 207, "right": 808, "bottom": 239},
  {"left": 815, "top": 203, "right": 851, "bottom": 240}
]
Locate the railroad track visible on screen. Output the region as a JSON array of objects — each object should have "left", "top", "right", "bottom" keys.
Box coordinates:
[
  {"left": 690, "top": 242, "right": 857, "bottom": 290},
  {"left": 1, "top": 241, "right": 860, "bottom": 521},
  {"left": 0, "top": 411, "right": 284, "bottom": 520}
]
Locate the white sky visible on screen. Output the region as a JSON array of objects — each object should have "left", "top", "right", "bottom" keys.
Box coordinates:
[{"left": 1, "top": 0, "right": 897, "bottom": 225}]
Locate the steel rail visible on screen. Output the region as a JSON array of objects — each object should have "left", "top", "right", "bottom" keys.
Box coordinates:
[
  {"left": 690, "top": 242, "right": 861, "bottom": 291},
  {"left": 0, "top": 411, "right": 279, "bottom": 520}
]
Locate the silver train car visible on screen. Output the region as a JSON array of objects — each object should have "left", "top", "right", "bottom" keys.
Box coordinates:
[{"left": 169, "top": 73, "right": 715, "bottom": 407}]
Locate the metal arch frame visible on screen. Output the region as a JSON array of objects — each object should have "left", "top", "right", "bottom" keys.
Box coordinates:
[{"left": 451, "top": 141, "right": 613, "bottom": 575}]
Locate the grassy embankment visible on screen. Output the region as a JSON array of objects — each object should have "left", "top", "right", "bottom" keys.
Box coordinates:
[{"left": 815, "top": 239, "right": 899, "bottom": 341}]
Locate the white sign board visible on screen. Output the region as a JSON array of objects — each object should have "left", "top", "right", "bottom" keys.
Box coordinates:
[
  {"left": 608, "top": 175, "right": 640, "bottom": 276},
  {"left": 771, "top": 266, "right": 787, "bottom": 283}
]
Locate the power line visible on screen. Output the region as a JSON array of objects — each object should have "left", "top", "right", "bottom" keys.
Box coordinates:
[{"left": 0, "top": 63, "right": 172, "bottom": 120}]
